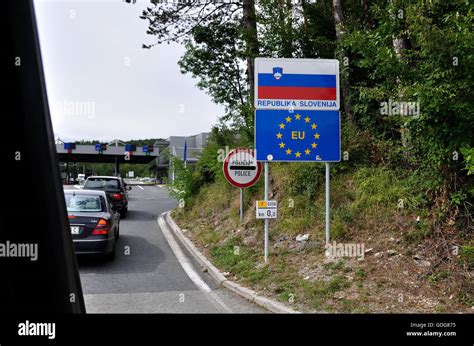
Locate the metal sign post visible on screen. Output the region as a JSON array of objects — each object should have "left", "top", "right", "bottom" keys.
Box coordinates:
[
  {"left": 240, "top": 188, "right": 243, "bottom": 223},
  {"left": 264, "top": 162, "right": 269, "bottom": 263},
  {"left": 326, "top": 162, "right": 330, "bottom": 243}
]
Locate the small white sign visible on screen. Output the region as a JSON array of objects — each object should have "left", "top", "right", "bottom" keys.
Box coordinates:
[
  {"left": 256, "top": 200, "right": 277, "bottom": 219},
  {"left": 128, "top": 171, "right": 134, "bottom": 178}
]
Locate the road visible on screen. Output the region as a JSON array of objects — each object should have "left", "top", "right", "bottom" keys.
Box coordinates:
[{"left": 66, "top": 184, "right": 266, "bottom": 313}]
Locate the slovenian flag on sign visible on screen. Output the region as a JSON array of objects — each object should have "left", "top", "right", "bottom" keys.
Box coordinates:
[{"left": 258, "top": 67, "right": 337, "bottom": 101}]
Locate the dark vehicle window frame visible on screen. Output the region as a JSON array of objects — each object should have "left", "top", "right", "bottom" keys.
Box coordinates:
[{"left": 106, "top": 196, "right": 115, "bottom": 213}]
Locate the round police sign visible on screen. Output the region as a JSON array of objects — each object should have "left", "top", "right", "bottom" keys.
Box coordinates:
[{"left": 223, "top": 148, "right": 262, "bottom": 188}]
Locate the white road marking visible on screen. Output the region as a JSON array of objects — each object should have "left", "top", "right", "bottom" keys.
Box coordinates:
[
  {"left": 138, "top": 185, "right": 144, "bottom": 190},
  {"left": 83, "top": 290, "right": 233, "bottom": 313},
  {"left": 158, "top": 214, "right": 232, "bottom": 313}
]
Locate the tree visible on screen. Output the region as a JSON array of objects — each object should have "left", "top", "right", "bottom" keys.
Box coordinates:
[
  {"left": 332, "top": 0, "right": 354, "bottom": 122},
  {"left": 242, "top": 0, "right": 258, "bottom": 104},
  {"left": 140, "top": 1, "right": 242, "bottom": 47},
  {"left": 178, "top": 21, "right": 247, "bottom": 119},
  {"left": 141, "top": 1, "right": 258, "bottom": 139}
]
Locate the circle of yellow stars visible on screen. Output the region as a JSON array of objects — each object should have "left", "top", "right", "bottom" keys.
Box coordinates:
[{"left": 275, "top": 113, "right": 320, "bottom": 158}]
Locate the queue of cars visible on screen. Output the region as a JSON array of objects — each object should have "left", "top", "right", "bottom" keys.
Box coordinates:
[
  {"left": 64, "top": 176, "right": 132, "bottom": 261},
  {"left": 83, "top": 176, "right": 131, "bottom": 218}
]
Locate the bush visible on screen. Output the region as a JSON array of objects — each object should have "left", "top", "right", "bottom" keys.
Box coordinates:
[{"left": 167, "top": 157, "right": 200, "bottom": 206}]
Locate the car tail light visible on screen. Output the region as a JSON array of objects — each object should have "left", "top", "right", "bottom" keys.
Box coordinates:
[
  {"left": 91, "top": 218, "right": 110, "bottom": 235},
  {"left": 91, "top": 229, "right": 108, "bottom": 235},
  {"left": 111, "top": 193, "right": 124, "bottom": 200},
  {"left": 97, "top": 219, "right": 108, "bottom": 226},
  {"left": 68, "top": 215, "right": 76, "bottom": 219}
]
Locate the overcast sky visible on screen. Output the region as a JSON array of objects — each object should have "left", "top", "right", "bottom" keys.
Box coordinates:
[{"left": 34, "top": 0, "right": 224, "bottom": 142}]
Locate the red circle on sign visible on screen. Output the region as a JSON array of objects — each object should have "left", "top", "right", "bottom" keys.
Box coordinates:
[{"left": 223, "top": 148, "right": 262, "bottom": 188}]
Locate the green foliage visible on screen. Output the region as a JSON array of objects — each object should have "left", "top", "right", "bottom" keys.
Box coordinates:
[
  {"left": 355, "top": 268, "right": 367, "bottom": 280},
  {"left": 167, "top": 157, "right": 198, "bottom": 205},
  {"left": 450, "top": 191, "right": 467, "bottom": 206},
  {"left": 143, "top": 0, "right": 474, "bottom": 212},
  {"left": 460, "top": 245, "right": 474, "bottom": 269},
  {"left": 344, "top": 1, "right": 474, "bottom": 186},
  {"left": 327, "top": 275, "right": 351, "bottom": 293},
  {"left": 285, "top": 162, "right": 325, "bottom": 200},
  {"left": 403, "top": 220, "right": 432, "bottom": 243},
  {"left": 331, "top": 210, "right": 349, "bottom": 240},
  {"left": 323, "top": 260, "right": 346, "bottom": 272},
  {"left": 258, "top": 0, "right": 335, "bottom": 59},
  {"left": 144, "top": 4, "right": 473, "bottom": 312},
  {"left": 210, "top": 237, "right": 269, "bottom": 284},
  {"left": 178, "top": 22, "right": 247, "bottom": 113},
  {"left": 352, "top": 167, "right": 414, "bottom": 213},
  {"left": 461, "top": 146, "right": 474, "bottom": 176},
  {"left": 428, "top": 270, "right": 449, "bottom": 285},
  {"left": 194, "top": 138, "right": 221, "bottom": 185}
]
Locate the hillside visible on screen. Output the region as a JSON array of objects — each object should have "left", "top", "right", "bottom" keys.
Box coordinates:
[
  {"left": 160, "top": 0, "right": 474, "bottom": 314},
  {"left": 172, "top": 156, "right": 473, "bottom": 313}
]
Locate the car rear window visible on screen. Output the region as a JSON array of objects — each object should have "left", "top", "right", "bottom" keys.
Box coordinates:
[
  {"left": 65, "top": 194, "right": 104, "bottom": 212},
  {"left": 84, "top": 178, "right": 120, "bottom": 190}
]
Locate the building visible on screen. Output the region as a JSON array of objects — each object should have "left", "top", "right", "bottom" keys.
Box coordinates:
[{"left": 151, "top": 132, "right": 210, "bottom": 183}]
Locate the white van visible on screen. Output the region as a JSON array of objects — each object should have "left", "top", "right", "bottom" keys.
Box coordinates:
[{"left": 77, "top": 174, "right": 86, "bottom": 184}]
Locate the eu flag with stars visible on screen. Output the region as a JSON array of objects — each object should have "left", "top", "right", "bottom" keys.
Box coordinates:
[{"left": 255, "top": 109, "right": 340, "bottom": 162}]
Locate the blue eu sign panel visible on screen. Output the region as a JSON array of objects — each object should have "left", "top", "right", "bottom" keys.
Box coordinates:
[{"left": 255, "top": 109, "right": 340, "bottom": 162}]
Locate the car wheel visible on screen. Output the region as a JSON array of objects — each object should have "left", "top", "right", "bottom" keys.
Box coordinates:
[{"left": 120, "top": 209, "right": 127, "bottom": 219}]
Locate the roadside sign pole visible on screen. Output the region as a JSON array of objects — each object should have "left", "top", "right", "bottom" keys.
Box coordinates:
[
  {"left": 264, "top": 162, "right": 269, "bottom": 262},
  {"left": 239, "top": 188, "right": 243, "bottom": 223},
  {"left": 326, "top": 162, "right": 330, "bottom": 244}
]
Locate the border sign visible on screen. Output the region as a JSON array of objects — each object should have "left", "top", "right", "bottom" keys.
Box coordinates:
[
  {"left": 255, "top": 58, "right": 340, "bottom": 111},
  {"left": 223, "top": 148, "right": 262, "bottom": 188},
  {"left": 254, "top": 57, "right": 341, "bottom": 261},
  {"left": 255, "top": 109, "right": 340, "bottom": 162}
]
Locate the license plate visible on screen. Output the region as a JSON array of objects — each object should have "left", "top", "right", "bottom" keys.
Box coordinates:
[{"left": 70, "top": 226, "right": 80, "bottom": 235}]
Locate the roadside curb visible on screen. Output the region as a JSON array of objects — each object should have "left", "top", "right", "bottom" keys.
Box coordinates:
[{"left": 164, "top": 211, "right": 300, "bottom": 314}]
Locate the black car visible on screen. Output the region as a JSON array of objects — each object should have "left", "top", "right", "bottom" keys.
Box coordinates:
[
  {"left": 64, "top": 189, "right": 120, "bottom": 260},
  {"left": 83, "top": 176, "right": 131, "bottom": 218}
]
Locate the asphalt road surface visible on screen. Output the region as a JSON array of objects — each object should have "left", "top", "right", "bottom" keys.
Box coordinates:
[{"left": 66, "top": 184, "right": 266, "bottom": 313}]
